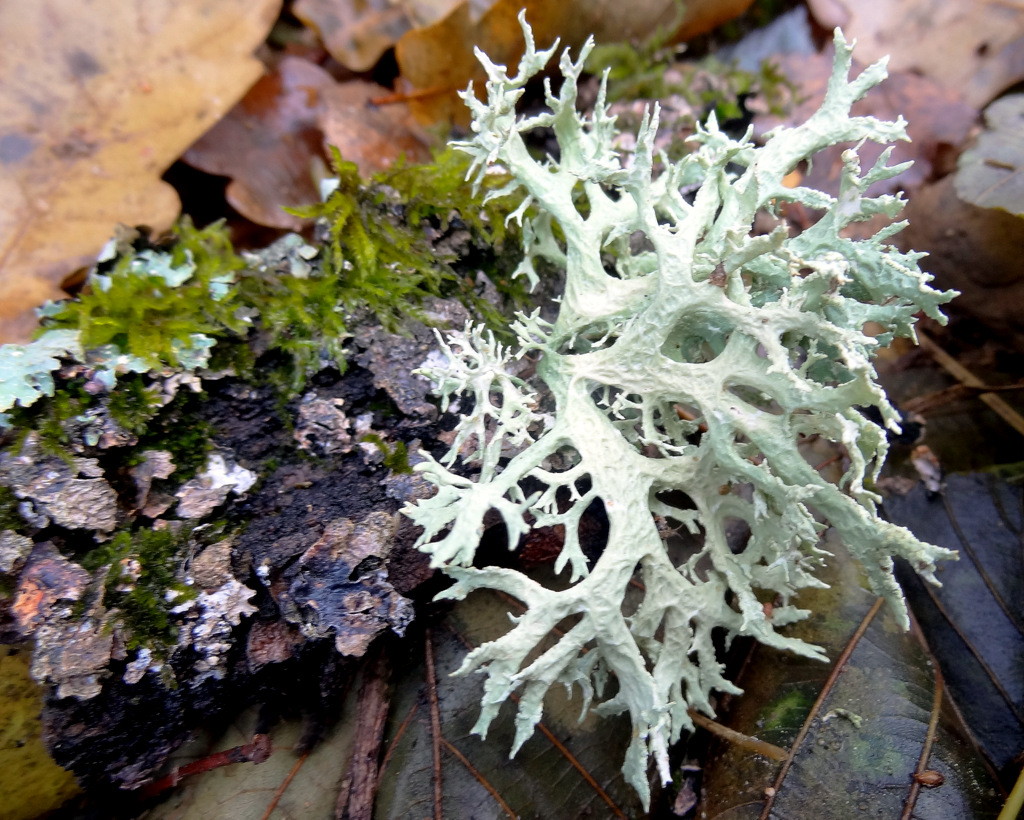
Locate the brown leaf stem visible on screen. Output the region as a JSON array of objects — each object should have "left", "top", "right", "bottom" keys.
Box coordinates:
[
  {"left": 900, "top": 664, "right": 944, "bottom": 820},
  {"left": 440, "top": 737, "right": 517, "bottom": 820},
  {"left": 138, "top": 732, "right": 272, "bottom": 798}
]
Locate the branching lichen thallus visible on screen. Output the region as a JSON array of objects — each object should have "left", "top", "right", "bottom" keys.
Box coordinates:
[{"left": 403, "top": 14, "right": 957, "bottom": 808}]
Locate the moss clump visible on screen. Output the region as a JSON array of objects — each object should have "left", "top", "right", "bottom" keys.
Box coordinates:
[
  {"left": 81, "top": 527, "right": 195, "bottom": 655},
  {"left": 106, "top": 374, "right": 164, "bottom": 437},
  {"left": 132, "top": 389, "right": 212, "bottom": 483},
  {"left": 43, "top": 218, "right": 248, "bottom": 371},
  {"left": 287, "top": 147, "right": 534, "bottom": 342},
  {"left": 0, "top": 486, "right": 22, "bottom": 533},
  {"left": 19, "top": 383, "right": 92, "bottom": 462}
]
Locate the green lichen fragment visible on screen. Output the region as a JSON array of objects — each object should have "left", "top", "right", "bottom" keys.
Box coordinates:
[
  {"left": 43, "top": 219, "right": 247, "bottom": 372},
  {"left": 0, "top": 330, "right": 83, "bottom": 424},
  {"left": 403, "top": 17, "right": 957, "bottom": 808},
  {"left": 81, "top": 527, "right": 195, "bottom": 655}
]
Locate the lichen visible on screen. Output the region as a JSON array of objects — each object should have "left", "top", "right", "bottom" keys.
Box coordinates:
[{"left": 403, "top": 17, "right": 958, "bottom": 807}]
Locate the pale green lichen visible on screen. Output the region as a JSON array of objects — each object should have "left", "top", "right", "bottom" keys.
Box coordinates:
[
  {"left": 0, "top": 330, "right": 83, "bottom": 426},
  {"left": 403, "top": 15, "right": 957, "bottom": 807}
]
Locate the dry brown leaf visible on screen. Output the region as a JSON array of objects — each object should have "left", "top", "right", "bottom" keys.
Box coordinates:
[
  {"left": 901, "top": 175, "right": 1024, "bottom": 350},
  {"left": 184, "top": 57, "right": 336, "bottom": 231},
  {"left": 395, "top": 0, "right": 755, "bottom": 126},
  {"left": 0, "top": 0, "right": 282, "bottom": 344},
  {"left": 294, "top": 0, "right": 463, "bottom": 72},
  {"left": 318, "top": 81, "right": 433, "bottom": 175},
  {"left": 805, "top": 0, "right": 1024, "bottom": 108}
]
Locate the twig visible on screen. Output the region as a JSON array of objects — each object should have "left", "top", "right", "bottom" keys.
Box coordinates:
[
  {"left": 261, "top": 751, "right": 310, "bottom": 820},
  {"left": 997, "top": 764, "right": 1024, "bottom": 820},
  {"left": 688, "top": 710, "right": 788, "bottom": 763},
  {"left": 917, "top": 331, "right": 1024, "bottom": 438},
  {"left": 139, "top": 732, "right": 272, "bottom": 798},
  {"left": 335, "top": 646, "right": 392, "bottom": 820},
  {"left": 901, "top": 666, "right": 944, "bottom": 820},
  {"left": 902, "top": 381, "right": 1024, "bottom": 415},
  {"left": 425, "top": 628, "right": 443, "bottom": 820},
  {"left": 369, "top": 85, "right": 453, "bottom": 106}
]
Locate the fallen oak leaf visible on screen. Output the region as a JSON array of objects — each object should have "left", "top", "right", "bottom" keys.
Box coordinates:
[
  {"left": 294, "top": 0, "right": 464, "bottom": 73},
  {"left": 184, "top": 56, "right": 337, "bottom": 231},
  {"left": 0, "top": 0, "right": 282, "bottom": 344},
  {"left": 318, "top": 80, "right": 433, "bottom": 176},
  {"left": 804, "top": 0, "right": 1024, "bottom": 108},
  {"left": 394, "top": 0, "right": 756, "bottom": 127},
  {"left": 955, "top": 94, "right": 1024, "bottom": 216}
]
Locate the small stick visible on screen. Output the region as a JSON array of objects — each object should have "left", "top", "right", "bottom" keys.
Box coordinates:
[
  {"left": 261, "top": 752, "right": 310, "bottom": 820},
  {"left": 139, "top": 732, "right": 272, "bottom": 798},
  {"left": 688, "top": 711, "right": 788, "bottom": 762},
  {"left": 425, "top": 629, "right": 443, "bottom": 820},
  {"left": 336, "top": 646, "right": 392, "bottom": 820},
  {"left": 917, "top": 331, "right": 1024, "bottom": 437},
  {"left": 900, "top": 667, "right": 944, "bottom": 820}
]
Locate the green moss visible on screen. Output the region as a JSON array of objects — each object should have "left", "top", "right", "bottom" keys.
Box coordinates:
[
  {"left": 107, "top": 374, "right": 163, "bottom": 437},
  {"left": 360, "top": 433, "right": 411, "bottom": 474},
  {"left": 134, "top": 390, "right": 212, "bottom": 483},
  {"left": 81, "top": 527, "right": 195, "bottom": 655},
  {"left": 287, "top": 147, "right": 533, "bottom": 346},
  {"left": 22, "top": 382, "right": 93, "bottom": 463},
  {"left": 0, "top": 486, "right": 22, "bottom": 532}
]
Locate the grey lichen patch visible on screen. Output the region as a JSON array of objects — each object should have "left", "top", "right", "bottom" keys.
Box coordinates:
[
  {"left": 128, "top": 450, "right": 175, "bottom": 512},
  {"left": 294, "top": 394, "right": 353, "bottom": 455},
  {"left": 0, "top": 531, "right": 33, "bottom": 575},
  {"left": 175, "top": 578, "right": 257, "bottom": 685},
  {"left": 187, "top": 538, "right": 234, "bottom": 590},
  {"left": 283, "top": 512, "right": 413, "bottom": 656},
  {"left": 0, "top": 433, "right": 118, "bottom": 533},
  {"left": 354, "top": 298, "right": 471, "bottom": 419},
  {"left": 13, "top": 543, "right": 115, "bottom": 699},
  {"left": 174, "top": 453, "right": 257, "bottom": 519},
  {"left": 30, "top": 597, "right": 116, "bottom": 699}
]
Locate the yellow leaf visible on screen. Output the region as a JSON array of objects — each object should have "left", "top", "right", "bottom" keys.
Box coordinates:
[{"left": 0, "top": 0, "right": 283, "bottom": 343}]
